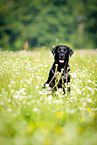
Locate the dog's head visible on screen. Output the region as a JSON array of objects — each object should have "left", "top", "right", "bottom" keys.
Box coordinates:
[{"left": 51, "top": 45, "right": 74, "bottom": 64}]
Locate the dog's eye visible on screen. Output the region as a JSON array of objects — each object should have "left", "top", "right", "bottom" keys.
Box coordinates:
[
  {"left": 57, "top": 48, "right": 61, "bottom": 52},
  {"left": 64, "top": 49, "right": 68, "bottom": 53}
]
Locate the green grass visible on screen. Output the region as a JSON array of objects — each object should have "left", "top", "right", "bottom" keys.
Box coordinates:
[{"left": 0, "top": 49, "right": 97, "bottom": 145}]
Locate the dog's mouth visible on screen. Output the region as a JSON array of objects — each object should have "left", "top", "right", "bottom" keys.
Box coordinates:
[{"left": 59, "top": 60, "right": 64, "bottom": 63}]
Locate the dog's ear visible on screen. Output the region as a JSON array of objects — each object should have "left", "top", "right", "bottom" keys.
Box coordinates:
[
  {"left": 67, "top": 46, "right": 74, "bottom": 57},
  {"left": 51, "top": 46, "right": 57, "bottom": 56}
]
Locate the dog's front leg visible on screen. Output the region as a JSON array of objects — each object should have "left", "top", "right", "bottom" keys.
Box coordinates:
[{"left": 43, "top": 69, "right": 55, "bottom": 88}]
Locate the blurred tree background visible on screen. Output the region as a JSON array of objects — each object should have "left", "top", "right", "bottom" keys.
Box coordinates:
[{"left": 0, "top": 0, "right": 97, "bottom": 50}]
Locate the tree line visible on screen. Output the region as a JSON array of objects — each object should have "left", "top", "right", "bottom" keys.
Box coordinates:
[{"left": 0, "top": 0, "right": 97, "bottom": 50}]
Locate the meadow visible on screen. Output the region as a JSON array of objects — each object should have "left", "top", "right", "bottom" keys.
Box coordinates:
[{"left": 0, "top": 49, "right": 97, "bottom": 145}]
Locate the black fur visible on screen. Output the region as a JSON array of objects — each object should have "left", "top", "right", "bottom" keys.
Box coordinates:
[{"left": 43, "top": 45, "right": 74, "bottom": 93}]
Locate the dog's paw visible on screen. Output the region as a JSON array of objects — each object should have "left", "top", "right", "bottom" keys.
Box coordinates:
[{"left": 42, "top": 83, "right": 49, "bottom": 89}]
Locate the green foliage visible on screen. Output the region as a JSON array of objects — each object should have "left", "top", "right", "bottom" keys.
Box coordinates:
[{"left": 0, "top": 0, "right": 97, "bottom": 50}]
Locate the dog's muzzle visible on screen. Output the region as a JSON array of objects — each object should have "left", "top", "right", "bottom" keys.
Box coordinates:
[{"left": 59, "top": 53, "right": 65, "bottom": 63}]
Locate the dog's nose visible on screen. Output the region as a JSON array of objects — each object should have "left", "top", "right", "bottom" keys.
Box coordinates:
[
  {"left": 60, "top": 55, "right": 64, "bottom": 59},
  {"left": 59, "top": 54, "right": 65, "bottom": 59}
]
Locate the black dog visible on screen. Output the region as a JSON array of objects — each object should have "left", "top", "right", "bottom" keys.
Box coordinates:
[{"left": 43, "top": 45, "right": 74, "bottom": 93}]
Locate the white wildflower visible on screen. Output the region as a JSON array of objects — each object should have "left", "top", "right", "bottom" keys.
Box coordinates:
[
  {"left": 1, "top": 102, "right": 4, "bottom": 105},
  {"left": 87, "top": 98, "right": 92, "bottom": 103},
  {"left": 88, "top": 80, "right": 92, "bottom": 83},
  {"left": 35, "top": 86, "right": 39, "bottom": 89},
  {"left": 55, "top": 91, "right": 59, "bottom": 95},
  {"left": 44, "top": 65, "right": 47, "bottom": 67},
  {"left": 76, "top": 88, "right": 81, "bottom": 94},
  {"left": 70, "top": 97, "right": 73, "bottom": 100},
  {"left": 8, "top": 99, "right": 11, "bottom": 102},
  {"left": 13, "top": 95, "right": 19, "bottom": 99},
  {"left": 48, "top": 95, "right": 52, "bottom": 101},
  {"left": 82, "top": 102, "right": 87, "bottom": 106},
  {"left": 66, "top": 108, "right": 70, "bottom": 113},
  {"left": 27, "top": 102, "right": 31, "bottom": 105},
  {"left": 70, "top": 110, "right": 74, "bottom": 114},
  {"left": 7, "top": 108, "right": 12, "bottom": 112},
  {"left": 8, "top": 84, "right": 11, "bottom": 87},
  {"left": 82, "top": 88, "right": 85, "bottom": 91},
  {"left": 88, "top": 87, "right": 92, "bottom": 91},
  {"left": 33, "top": 108, "right": 38, "bottom": 112},
  {"left": 35, "top": 59, "right": 39, "bottom": 62},
  {"left": 39, "top": 91, "right": 44, "bottom": 95}
]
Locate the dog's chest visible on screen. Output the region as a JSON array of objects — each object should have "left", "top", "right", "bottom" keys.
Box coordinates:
[{"left": 55, "top": 70, "right": 70, "bottom": 80}]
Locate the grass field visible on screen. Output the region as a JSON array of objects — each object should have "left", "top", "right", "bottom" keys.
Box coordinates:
[{"left": 0, "top": 49, "right": 97, "bottom": 145}]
